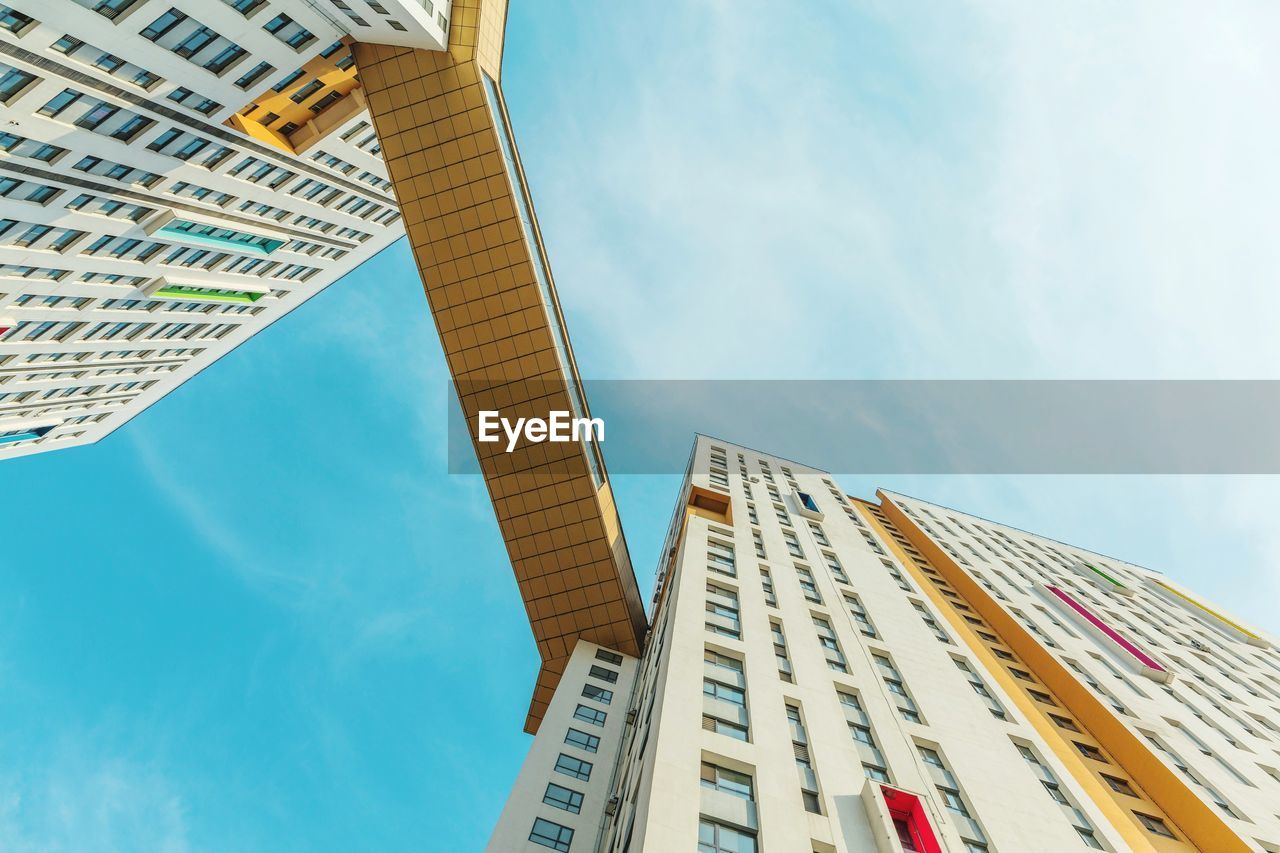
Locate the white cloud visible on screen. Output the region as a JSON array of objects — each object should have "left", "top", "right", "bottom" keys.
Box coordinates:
[
  {"left": 511, "top": 1, "right": 1280, "bottom": 631},
  {"left": 0, "top": 742, "right": 190, "bottom": 853}
]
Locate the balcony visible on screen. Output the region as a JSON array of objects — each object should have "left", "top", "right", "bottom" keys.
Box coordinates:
[
  {"left": 144, "top": 211, "right": 284, "bottom": 256},
  {"left": 141, "top": 276, "right": 270, "bottom": 305}
]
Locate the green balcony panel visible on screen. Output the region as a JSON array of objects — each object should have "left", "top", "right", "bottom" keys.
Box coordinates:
[{"left": 152, "top": 284, "right": 265, "bottom": 304}]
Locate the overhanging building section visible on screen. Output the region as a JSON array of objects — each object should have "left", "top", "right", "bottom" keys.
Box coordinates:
[
  {"left": 0, "top": 0, "right": 449, "bottom": 456},
  {"left": 352, "top": 0, "right": 647, "bottom": 733}
]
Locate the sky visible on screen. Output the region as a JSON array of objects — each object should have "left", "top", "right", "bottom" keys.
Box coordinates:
[{"left": 3, "top": 1, "right": 1280, "bottom": 850}]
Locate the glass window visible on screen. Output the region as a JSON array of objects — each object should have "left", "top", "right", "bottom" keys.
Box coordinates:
[
  {"left": 581, "top": 684, "right": 612, "bottom": 705},
  {"left": 588, "top": 665, "right": 618, "bottom": 684},
  {"left": 698, "top": 818, "right": 757, "bottom": 853},
  {"left": 1101, "top": 774, "right": 1136, "bottom": 797},
  {"left": 542, "top": 782, "right": 583, "bottom": 815},
  {"left": 703, "top": 678, "right": 745, "bottom": 706},
  {"left": 572, "top": 704, "right": 605, "bottom": 727},
  {"left": 235, "top": 61, "right": 274, "bottom": 90},
  {"left": 529, "top": 818, "right": 573, "bottom": 852},
  {"left": 564, "top": 728, "right": 599, "bottom": 753},
  {"left": 595, "top": 648, "right": 623, "bottom": 665},
  {"left": 0, "top": 68, "right": 34, "bottom": 104},
  {"left": 0, "top": 6, "right": 33, "bottom": 32},
  {"left": 1135, "top": 812, "right": 1176, "bottom": 838},
  {"left": 553, "top": 753, "right": 591, "bottom": 782},
  {"left": 699, "top": 762, "right": 752, "bottom": 800}
]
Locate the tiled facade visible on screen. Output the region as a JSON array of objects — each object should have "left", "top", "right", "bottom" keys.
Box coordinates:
[{"left": 354, "top": 0, "right": 646, "bottom": 735}]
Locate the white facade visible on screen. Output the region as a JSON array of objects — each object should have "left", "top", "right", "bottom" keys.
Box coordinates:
[
  {"left": 0, "top": 0, "right": 450, "bottom": 456},
  {"left": 489, "top": 641, "right": 640, "bottom": 853},
  {"left": 882, "top": 490, "right": 1280, "bottom": 852},
  {"left": 495, "top": 436, "right": 1280, "bottom": 853}
]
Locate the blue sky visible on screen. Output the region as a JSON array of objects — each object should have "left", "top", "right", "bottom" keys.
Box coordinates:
[{"left": 2, "top": 2, "right": 1280, "bottom": 850}]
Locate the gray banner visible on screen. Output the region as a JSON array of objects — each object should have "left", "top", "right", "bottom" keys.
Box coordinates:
[{"left": 446, "top": 380, "right": 1280, "bottom": 474}]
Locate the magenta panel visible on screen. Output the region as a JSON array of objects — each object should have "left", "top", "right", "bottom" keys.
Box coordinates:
[{"left": 1046, "top": 585, "right": 1165, "bottom": 673}]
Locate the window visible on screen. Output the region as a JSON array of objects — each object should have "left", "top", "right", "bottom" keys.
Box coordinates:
[
  {"left": 703, "top": 679, "right": 745, "bottom": 706},
  {"left": 953, "top": 657, "right": 1007, "bottom": 720},
  {"left": 271, "top": 68, "right": 305, "bottom": 92},
  {"left": 235, "top": 61, "right": 274, "bottom": 90},
  {"left": 1028, "top": 689, "right": 1057, "bottom": 707},
  {"left": 290, "top": 79, "right": 324, "bottom": 103},
  {"left": 141, "top": 8, "right": 187, "bottom": 42},
  {"left": 796, "top": 566, "right": 822, "bottom": 604},
  {"left": 704, "top": 714, "right": 748, "bottom": 740},
  {"left": 771, "top": 620, "right": 793, "bottom": 681},
  {"left": 263, "top": 13, "right": 315, "bottom": 49},
  {"left": 174, "top": 26, "right": 216, "bottom": 58},
  {"left": 938, "top": 787, "right": 970, "bottom": 815},
  {"left": 876, "top": 655, "right": 922, "bottom": 723},
  {"left": 1077, "top": 828, "right": 1104, "bottom": 849},
  {"left": 588, "top": 665, "right": 618, "bottom": 684},
  {"left": 222, "top": 0, "right": 264, "bottom": 15},
  {"left": 39, "top": 88, "right": 81, "bottom": 117},
  {"left": 581, "top": 684, "right": 612, "bottom": 705},
  {"left": 759, "top": 567, "right": 777, "bottom": 607},
  {"left": 1134, "top": 812, "right": 1176, "bottom": 838},
  {"left": 787, "top": 705, "right": 822, "bottom": 814},
  {"left": 1048, "top": 713, "right": 1080, "bottom": 733},
  {"left": 845, "top": 594, "right": 877, "bottom": 637},
  {"left": 706, "top": 581, "right": 740, "bottom": 639},
  {"left": 911, "top": 600, "right": 952, "bottom": 644},
  {"left": 783, "top": 530, "right": 804, "bottom": 557},
  {"left": 572, "top": 705, "right": 605, "bottom": 727},
  {"left": 0, "top": 68, "right": 34, "bottom": 104},
  {"left": 824, "top": 551, "right": 849, "bottom": 583},
  {"left": 542, "top": 782, "right": 583, "bottom": 815},
  {"left": 76, "top": 101, "right": 120, "bottom": 130},
  {"left": 1074, "top": 742, "right": 1107, "bottom": 763},
  {"left": 529, "top": 818, "right": 573, "bottom": 852},
  {"left": 707, "top": 539, "right": 736, "bottom": 577},
  {"left": 1101, "top": 774, "right": 1137, "bottom": 797},
  {"left": 204, "top": 45, "right": 246, "bottom": 75},
  {"left": 699, "top": 762, "right": 752, "bottom": 800},
  {"left": 0, "top": 6, "right": 33, "bottom": 33},
  {"left": 813, "top": 615, "right": 847, "bottom": 672},
  {"left": 553, "top": 753, "right": 592, "bottom": 782},
  {"left": 595, "top": 649, "right": 622, "bottom": 665},
  {"left": 564, "top": 728, "right": 599, "bottom": 753},
  {"left": 112, "top": 115, "right": 152, "bottom": 142},
  {"left": 699, "top": 818, "right": 757, "bottom": 853}
]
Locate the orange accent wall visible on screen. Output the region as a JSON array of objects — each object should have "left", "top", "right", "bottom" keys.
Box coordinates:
[{"left": 873, "top": 493, "right": 1251, "bottom": 853}]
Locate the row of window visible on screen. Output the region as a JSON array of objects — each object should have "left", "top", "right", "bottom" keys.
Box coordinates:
[
  {"left": 867, "top": 501, "right": 1190, "bottom": 844},
  {"left": 527, "top": 648, "right": 624, "bottom": 850}
]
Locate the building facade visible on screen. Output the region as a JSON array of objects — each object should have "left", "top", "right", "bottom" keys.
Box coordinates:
[
  {"left": 0, "top": 0, "right": 454, "bottom": 456},
  {"left": 492, "top": 436, "right": 1280, "bottom": 853}
]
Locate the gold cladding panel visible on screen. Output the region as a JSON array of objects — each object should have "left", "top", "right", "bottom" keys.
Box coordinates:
[{"left": 354, "top": 9, "right": 645, "bottom": 734}]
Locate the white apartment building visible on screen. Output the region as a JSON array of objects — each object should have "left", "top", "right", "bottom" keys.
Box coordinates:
[
  {"left": 0, "top": 0, "right": 452, "bottom": 456},
  {"left": 491, "top": 435, "right": 1280, "bottom": 853}
]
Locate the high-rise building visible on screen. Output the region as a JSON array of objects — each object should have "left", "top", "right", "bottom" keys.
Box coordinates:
[
  {"left": 490, "top": 436, "right": 1280, "bottom": 853},
  {"left": 0, "top": 0, "right": 457, "bottom": 456}
]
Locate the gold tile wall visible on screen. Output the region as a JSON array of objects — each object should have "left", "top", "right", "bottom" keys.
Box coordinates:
[{"left": 353, "top": 0, "right": 646, "bottom": 733}]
